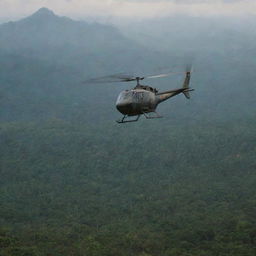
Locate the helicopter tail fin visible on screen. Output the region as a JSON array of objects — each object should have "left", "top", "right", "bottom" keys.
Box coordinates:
[{"left": 182, "top": 71, "right": 193, "bottom": 99}]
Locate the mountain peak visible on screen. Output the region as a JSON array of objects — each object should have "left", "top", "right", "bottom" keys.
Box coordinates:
[
  {"left": 34, "top": 7, "right": 55, "bottom": 16},
  {"left": 28, "top": 7, "right": 57, "bottom": 20}
]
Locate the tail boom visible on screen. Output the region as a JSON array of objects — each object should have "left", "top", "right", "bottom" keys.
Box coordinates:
[{"left": 156, "top": 71, "right": 194, "bottom": 103}]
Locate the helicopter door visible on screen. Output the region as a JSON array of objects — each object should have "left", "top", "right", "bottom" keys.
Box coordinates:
[{"left": 133, "top": 92, "right": 144, "bottom": 103}]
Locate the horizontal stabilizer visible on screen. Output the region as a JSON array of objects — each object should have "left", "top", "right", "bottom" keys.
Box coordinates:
[{"left": 183, "top": 88, "right": 194, "bottom": 99}]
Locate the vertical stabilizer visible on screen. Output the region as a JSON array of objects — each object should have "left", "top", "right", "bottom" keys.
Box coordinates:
[{"left": 182, "top": 71, "right": 191, "bottom": 99}]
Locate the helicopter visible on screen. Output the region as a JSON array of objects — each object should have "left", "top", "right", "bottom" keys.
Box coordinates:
[{"left": 85, "top": 68, "right": 194, "bottom": 123}]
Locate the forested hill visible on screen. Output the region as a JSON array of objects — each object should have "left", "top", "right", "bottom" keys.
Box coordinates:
[{"left": 0, "top": 8, "right": 256, "bottom": 256}]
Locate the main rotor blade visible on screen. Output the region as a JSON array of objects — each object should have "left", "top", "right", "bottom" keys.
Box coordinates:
[
  {"left": 145, "top": 71, "right": 186, "bottom": 79},
  {"left": 83, "top": 73, "right": 136, "bottom": 84},
  {"left": 108, "top": 74, "right": 136, "bottom": 80},
  {"left": 82, "top": 68, "right": 192, "bottom": 84}
]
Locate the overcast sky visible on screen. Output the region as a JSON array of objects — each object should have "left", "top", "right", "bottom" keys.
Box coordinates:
[{"left": 0, "top": 0, "right": 255, "bottom": 21}]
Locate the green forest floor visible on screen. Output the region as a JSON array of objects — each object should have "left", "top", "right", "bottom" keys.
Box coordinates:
[{"left": 0, "top": 118, "right": 256, "bottom": 256}]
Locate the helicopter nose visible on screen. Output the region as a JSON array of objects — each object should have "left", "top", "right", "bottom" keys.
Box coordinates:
[{"left": 116, "top": 102, "right": 131, "bottom": 114}]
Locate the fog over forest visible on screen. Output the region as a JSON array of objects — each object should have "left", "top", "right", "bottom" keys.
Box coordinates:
[{"left": 0, "top": 7, "right": 256, "bottom": 256}]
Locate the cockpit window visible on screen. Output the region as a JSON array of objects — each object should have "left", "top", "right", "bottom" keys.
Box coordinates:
[
  {"left": 117, "top": 91, "right": 132, "bottom": 102},
  {"left": 123, "top": 92, "right": 132, "bottom": 99}
]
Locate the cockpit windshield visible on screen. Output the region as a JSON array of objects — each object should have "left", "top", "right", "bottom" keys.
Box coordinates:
[{"left": 117, "top": 91, "right": 132, "bottom": 103}]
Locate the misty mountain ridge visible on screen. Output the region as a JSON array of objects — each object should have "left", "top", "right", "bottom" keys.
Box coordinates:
[
  {"left": 0, "top": 7, "right": 122, "bottom": 45},
  {"left": 0, "top": 7, "right": 149, "bottom": 70},
  {"left": 118, "top": 15, "right": 256, "bottom": 67}
]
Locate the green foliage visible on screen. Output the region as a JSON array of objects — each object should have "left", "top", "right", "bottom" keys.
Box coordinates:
[{"left": 0, "top": 118, "right": 256, "bottom": 255}]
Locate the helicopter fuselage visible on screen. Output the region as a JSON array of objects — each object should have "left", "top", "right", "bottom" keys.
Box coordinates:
[
  {"left": 116, "top": 87, "right": 158, "bottom": 116},
  {"left": 115, "top": 71, "right": 193, "bottom": 123}
]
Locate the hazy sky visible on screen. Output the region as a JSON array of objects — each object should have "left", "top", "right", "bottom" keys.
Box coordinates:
[{"left": 0, "top": 0, "right": 255, "bottom": 21}]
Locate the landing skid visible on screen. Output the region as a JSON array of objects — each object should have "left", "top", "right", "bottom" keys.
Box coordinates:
[
  {"left": 143, "top": 111, "right": 162, "bottom": 119},
  {"left": 116, "top": 115, "right": 141, "bottom": 123},
  {"left": 116, "top": 111, "right": 162, "bottom": 123}
]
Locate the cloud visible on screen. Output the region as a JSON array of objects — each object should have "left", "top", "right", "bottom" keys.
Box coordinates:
[
  {"left": 0, "top": 0, "right": 255, "bottom": 20},
  {"left": 125, "top": 0, "right": 244, "bottom": 2}
]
